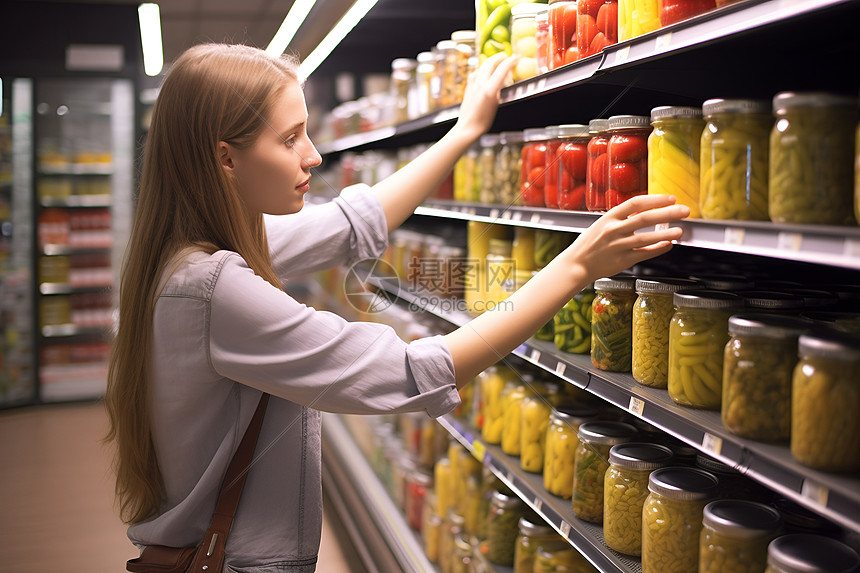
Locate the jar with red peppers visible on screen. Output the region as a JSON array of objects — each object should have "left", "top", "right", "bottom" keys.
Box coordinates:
[
  {"left": 548, "top": 0, "right": 578, "bottom": 70},
  {"left": 406, "top": 467, "right": 433, "bottom": 531},
  {"left": 543, "top": 126, "right": 562, "bottom": 208},
  {"left": 521, "top": 127, "right": 551, "bottom": 207},
  {"left": 554, "top": 124, "right": 590, "bottom": 210},
  {"left": 607, "top": 115, "right": 651, "bottom": 209},
  {"left": 586, "top": 118, "right": 610, "bottom": 211},
  {"left": 577, "top": 0, "right": 618, "bottom": 59},
  {"left": 660, "top": 0, "right": 716, "bottom": 27}
]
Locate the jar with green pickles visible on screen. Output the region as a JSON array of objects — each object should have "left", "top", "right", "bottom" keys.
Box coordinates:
[
  {"left": 513, "top": 516, "right": 559, "bottom": 573},
  {"left": 700, "top": 98, "right": 772, "bottom": 221},
  {"left": 572, "top": 421, "right": 637, "bottom": 523},
  {"left": 769, "top": 91, "right": 859, "bottom": 226},
  {"left": 641, "top": 467, "right": 719, "bottom": 573},
  {"left": 648, "top": 106, "right": 704, "bottom": 217},
  {"left": 543, "top": 404, "right": 600, "bottom": 498},
  {"left": 603, "top": 442, "right": 673, "bottom": 556},
  {"left": 496, "top": 130, "right": 525, "bottom": 206},
  {"left": 633, "top": 277, "right": 701, "bottom": 388},
  {"left": 554, "top": 284, "right": 595, "bottom": 354},
  {"left": 520, "top": 385, "right": 558, "bottom": 473},
  {"left": 534, "top": 229, "right": 568, "bottom": 268},
  {"left": 591, "top": 276, "right": 637, "bottom": 372},
  {"left": 533, "top": 542, "right": 599, "bottom": 573},
  {"left": 668, "top": 289, "right": 743, "bottom": 410},
  {"left": 501, "top": 378, "right": 530, "bottom": 456},
  {"left": 765, "top": 534, "right": 860, "bottom": 573},
  {"left": 791, "top": 330, "right": 860, "bottom": 472},
  {"left": 475, "top": 466, "right": 506, "bottom": 541},
  {"left": 722, "top": 314, "right": 812, "bottom": 442},
  {"left": 699, "top": 500, "right": 783, "bottom": 573},
  {"left": 479, "top": 133, "right": 501, "bottom": 204},
  {"left": 486, "top": 490, "right": 527, "bottom": 566}
]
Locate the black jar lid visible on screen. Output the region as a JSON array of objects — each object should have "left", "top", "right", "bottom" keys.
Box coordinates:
[
  {"left": 767, "top": 534, "right": 860, "bottom": 573},
  {"left": 727, "top": 313, "right": 813, "bottom": 339},
  {"left": 739, "top": 290, "right": 805, "bottom": 311},
  {"left": 577, "top": 421, "right": 637, "bottom": 446},
  {"left": 609, "top": 442, "right": 674, "bottom": 470},
  {"left": 689, "top": 273, "right": 755, "bottom": 291},
  {"left": 648, "top": 467, "right": 719, "bottom": 500},
  {"left": 703, "top": 500, "right": 783, "bottom": 538}
]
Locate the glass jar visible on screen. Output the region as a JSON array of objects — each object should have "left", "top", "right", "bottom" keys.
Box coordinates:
[
  {"left": 543, "top": 404, "right": 600, "bottom": 498},
  {"left": 534, "top": 542, "right": 598, "bottom": 573},
  {"left": 390, "top": 58, "right": 417, "bottom": 124},
  {"left": 434, "top": 456, "right": 454, "bottom": 519},
  {"left": 586, "top": 118, "right": 610, "bottom": 211},
  {"left": 511, "top": 3, "right": 542, "bottom": 83},
  {"left": 554, "top": 124, "right": 590, "bottom": 210},
  {"left": 520, "top": 388, "right": 556, "bottom": 473},
  {"left": 534, "top": 228, "right": 568, "bottom": 269},
  {"left": 496, "top": 130, "right": 525, "bottom": 206},
  {"left": 591, "top": 275, "right": 637, "bottom": 372},
  {"left": 739, "top": 290, "right": 805, "bottom": 313},
  {"left": 722, "top": 314, "right": 812, "bottom": 442},
  {"left": 641, "top": 467, "right": 719, "bottom": 573},
  {"left": 632, "top": 277, "right": 701, "bottom": 389},
  {"left": 439, "top": 508, "right": 466, "bottom": 573},
  {"left": 486, "top": 238, "right": 514, "bottom": 307},
  {"left": 769, "top": 92, "right": 858, "bottom": 226},
  {"left": 479, "top": 133, "right": 501, "bottom": 204},
  {"left": 476, "top": 0, "right": 514, "bottom": 62},
  {"left": 606, "top": 115, "right": 652, "bottom": 209},
  {"left": 548, "top": 0, "right": 578, "bottom": 70},
  {"left": 511, "top": 227, "right": 536, "bottom": 273},
  {"left": 603, "top": 442, "right": 674, "bottom": 556},
  {"left": 699, "top": 500, "right": 783, "bottom": 573},
  {"left": 406, "top": 467, "right": 434, "bottom": 531},
  {"left": 513, "top": 517, "right": 559, "bottom": 573},
  {"left": 700, "top": 98, "right": 772, "bottom": 221},
  {"left": 572, "top": 421, "right": 637, "bottom": 523},
  {"left": 454, "top": 142, "right": 480, "bottom": 202},
  {"left": 450, "top": 30, "right": 477, "bottom": 105},
  {"left": 501, "top": 380, "right": 530, "bottom": 456},
  {"left": 435, "top": 40, "right": 459, "bottom": 109},
  {"left": 451, "top": 533, "right": 475, "bottom": 573},
  {"left": 422, "top": 491, "right": 442, "bottom": 562},
  {"left": 480, "top": 365, "right": 509, "bottom": 443},
  {"left": 577, "top": 0, "right": 618, "bottom": 59},
  {"left": 668, "top": 289, "right": 743, "bottom": 409},
  {"left": 486, "top": 490, "right": 527, "bottom": 566},
  {"left": 554, "top": 284, "right": 595, "bottom": 354},
  {"left": 660, "top": 0, "right": 716, "bottom": 26},
  {"left": 521, "top": 127, "right": 550, "bottom": 207},
  {"left": 618, "top": 0, "right": 660, "bottom": 41},
  {"left": 791, "top": 330, "right": 860, "bottom": 472},
  {"left": 543, "top": 126, "right": 562, "bottom": 209},
  {"left": 415, "top": 51, "right": 436, "bottom": 116},
  {"left": 765, "top": 534, "right": 860, "bottom": 573},
  {"left": 536, "top": 6, "right": 550, "bottom": 75},
  {"left": 648, "top": 106, "right": 704, "bottom": 217}
]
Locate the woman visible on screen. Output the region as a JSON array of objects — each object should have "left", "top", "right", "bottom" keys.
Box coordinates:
[{"left": 105, "top": 43, "right": 688, "bottom": 571}]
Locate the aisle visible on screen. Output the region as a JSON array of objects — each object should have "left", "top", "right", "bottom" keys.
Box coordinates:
[{"left": 0, "top": 401, "right": 367, "bottom": 573}]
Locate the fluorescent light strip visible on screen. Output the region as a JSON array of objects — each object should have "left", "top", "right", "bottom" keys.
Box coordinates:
[
  {"left": 138, "top": 3, "right": 164, "bottom": 76},
  {"left": 266, "top": 0, "right": 318, "bottom": 56},
  {"left": 299, "top": 0, "right": 379, "bottom": 80}
]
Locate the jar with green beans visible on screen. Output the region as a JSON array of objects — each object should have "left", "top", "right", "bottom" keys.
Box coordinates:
[
  {"left": 554, "top": 284, "right": 595, "bottom": 354},
  {"left": 591, "top": 276, "right": 638, "bottom": 372},
  {"left": 699, "top": 500, "right": 783, "bottom": 573},
  {"left": 572, "top": 421, "right": 637, "bottom": 523},
  {"left": 486, "top": 490, "right": 526, "bottom": 566},
  {"left": 543, "top": 404, "right": 600, "bottom": 498}
]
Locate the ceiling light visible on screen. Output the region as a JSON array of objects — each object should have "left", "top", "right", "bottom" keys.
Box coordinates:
[
  {"left": 266, "top": 0, "right": 317, "bottom": 57},
  {"left": 138, "top": 3, "right": 164, "bottom": 76},
  {"left": 299, "top": 0, "right": 379, "bottom": 80}
]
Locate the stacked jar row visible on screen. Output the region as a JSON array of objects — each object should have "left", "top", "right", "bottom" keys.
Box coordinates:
[{"left": 452, "top": 92, "right": 860, "bottom": 227}]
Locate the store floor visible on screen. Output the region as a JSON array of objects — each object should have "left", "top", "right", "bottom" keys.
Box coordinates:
[{"left": 0, "top": 401, "right": 368, "bottom": 573}]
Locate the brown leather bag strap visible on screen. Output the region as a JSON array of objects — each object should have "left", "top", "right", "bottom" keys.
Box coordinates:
[{"left": 188, "top": 393, "right": 270, "bottom": 572}]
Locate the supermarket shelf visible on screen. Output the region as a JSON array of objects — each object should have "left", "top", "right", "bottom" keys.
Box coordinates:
[
  {"left": 39, "top": 362, "right": 107, "bottom": 402},
  {"left": 415, "top": 200, "right": 860, "bottom": 270},
  {"left": 38, "top": 163, "right": 113, "bottom": 176},
  {"left": 369, "top": 276, "right": 860, "bottom": 535},
  {"left": 41, "top": 323, "right": 111, "bottom": 338},
  {"left": 39, "top": 283, "right": 111, "bottom": 295},
  {"left": 41, "top": 244, "right": 112, "bottom": 256},
  {"left": 40, "top": 194, "right": 111, "bottom": 208}
]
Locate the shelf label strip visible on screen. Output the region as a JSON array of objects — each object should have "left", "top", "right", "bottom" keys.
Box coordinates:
[{"left": 801, "top": 479, "right": 829, "bottom": 507}]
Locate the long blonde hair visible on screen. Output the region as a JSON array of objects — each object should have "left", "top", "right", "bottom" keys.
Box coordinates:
[{"left": 105, "top": 44, "right": 300, "bottom": 524}]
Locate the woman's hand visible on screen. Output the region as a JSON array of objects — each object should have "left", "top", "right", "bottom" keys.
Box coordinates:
[
  {"left": 562, "top": 194, "right": 690, "bottom": 281},
  {"left": 453, "top": 53, "right": 518, "bottom": 142}
]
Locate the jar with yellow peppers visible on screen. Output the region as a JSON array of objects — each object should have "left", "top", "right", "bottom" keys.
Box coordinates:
[
  {"left": 479, "top": 133, "right": 501, "bottom": 204},
  {"left": 422, "top": 491, "right": 442, "bottom": 562},
  {"left": 454, "top": 142, "right": 480, "bottom": 202},
  {"left": 434, "top": 456, "right": 454, "bottom": 520},
  {"left": 533, "top": 542, "right": 599, "bottom": 573},
  {"left": 554, "top": 284, "right": 595, "bottom": 354},
  {"left": 511, "top": 227, "right": 536, "bottom": 273},
  {"left": 520, "top": 382, "right": 560, "bottom": 473},
  {"left": 648, "top": 106, "right": 705, "bottom": 217},
  {"left": 769, "top": 92, "right": 858, "bottom": 226},
  {"left": 496, "top": 131, "right": 526, "bottom": 206},
  {"left": 510, "top": 3, "right": 542, "bottom": 82},
  {"left": 591, "top": 275, "right": 637, "bottom": 372},
  {"left": 513, "top": 516, "right": 559, "bottom": 573},
  {"left": 641, "top": 467, "right": 719, "bottom": 573},
  {"left": 791, "top": 330, "right": 860, "bottom": 472},
  {"left": 603, "top": 442, "right": 673, "bottom": 556},
  {"left": 534, "top": 228, "right": 568, "bottom": 268},
  {"left": 544, "top": 405, "right": 600, "bottom": 498},
  {"left": 700, "top": 98, "right": 772, "bottom": 221},
  {"left": 479, "top": 365, "right": 507, "bottom": 442},
  {"left": 618, "top": 0, "right": 660, "bottom": 42},
  {"left": 466, "top": 221, "right": 508, "bottom": 314},
  {"left": 486, "top": 238, "right": 514, "bottom": 308},
  {"left": 765, "top": 534, "right": 860, "bottom": 573},
  {"left": 633, "top": 277, "right": 701, "bottom": 388},
  {"left": 668, "top": 289, "right": 743, "bottom": 410},
  {"left": 501, "top": 378, "right": 530, "bottom": 456},
  {"left": 439, "top": 507, "right": 466, "bottom": 573},
  {"left": 572, "top": 421, "right": 637, "bottom": 523},
  {"left": 486, "top": 490, "right": 527, "bottom": 566},
  {"left": 722, "top": 314, "right": 812, "bottom": 442},
  {"left": 699, "top": 500, "right": 783, "bottom": 573}
]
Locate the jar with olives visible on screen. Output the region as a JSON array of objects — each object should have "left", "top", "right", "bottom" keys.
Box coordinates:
[
  {"left": 603, "top": 442, "right": 673, "bottom": 556},
  {"left": 791, "top": 330, "right": 860, "bottom": 472},
  {"left": 496, "top": 130, "right": 525, "bottom": 206},
  {"left": 586, "top": 118, "right": 611, "bottom": 211},
  {"left": 606, "top": 115, "right": 652, "bottom": 209},
  {"left": 769, "top": 92, "right": 858, "bottom": 226},
  {"left": 486, "top": 490, "right": 527, "bottom": 566},
  {"left": 668, "top": 289, "right": 743, "bottom": 409},
  {"left": 554, "top": 284, "right": 595, "bottom": 354},
  {"left": 700, "top": 500, "right": 783, "bottom": 573},
  {"left": 722, "top": 314, "right": 812, "bottom": 442},
  {"left": 700, "top": 98, "right": 772, "bottom": 221},
  {"left": 513, "top": 516, "right": 559, "bottom": 573},
  {"left": 572, "top": 421, "right": 637, "bottom": 523},
  {"left": 543, "top": 404, "right": 600, "bottom": 498},
  {"left": 648, "top": 106, "right": 704, "bottom": 217},
  {"left": 765, "top": 534, "right": 860, "bottom": 573},
  {"left": 641, "top": 467, "right": 719, "bottom": 573},
  {"left": 591, "top": 275, "right": 637, "bottom": 372},
  {"left": 632, "top": 277, "right": 701, "bottom": 388}
]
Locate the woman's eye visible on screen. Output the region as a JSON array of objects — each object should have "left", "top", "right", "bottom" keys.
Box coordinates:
[{"left": 284, "top": 136, "right": 297, "bottom": 148}]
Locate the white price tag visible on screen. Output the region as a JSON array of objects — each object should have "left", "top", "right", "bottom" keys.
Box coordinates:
[
  {"left": 555, "top": 361, "right": 567, "bottom": 376},
  {"left": 560, "top": 521, "right": 571, "bottom": 537},
  {"left": 472, "top": 440, "right": 486, "bottom": 462},
  {"left": 533, "top": 497, "right": 543, "bottom": 511},
  {"left": 702, "top": 432, "right": 723, "bottom": 456},
  {"left": 655, "top": 32, "right": 673, "bottom": 52},
  {"left": 514, "top": 85, "right": 525, "bottom": 99},
  {"left": 525, "top": 81, "right": 538, "bottom": 95},
  {"left": 512, "top": 211, "right": 523, "bottom": 221},
  {"left": 628, "top": 396, "right": 645, "bottom": 416},
  {"left": 530, "top": 349, "right": 542, "bottom": 363},
  {"left": 489, "top": 208, "right": 500, "bottom": 219},
  {"left": 777, "top": 232, "right": 803, "bottom": 251},
  {"left": 844, "top": 238, "right": 860, "bottom": 258},
  {"left": 614, "top": 46, "right": 630, "bottom": 65},
  {"left": 537, "top": 78, "right": 547, "bottom": 91},
  {"left": 506, "top": 471, "right": 515, "bottom": 483},
  {"left": 501, "top": 210, "right": 512, "bottom": 220},
  {"left": 801, "top": 480, "right": 829, "bottom": 507},
  {"left": 724, "top": 227, "right": 745, "bottom": 245},
  {"left": 530, "top": 213, "right": 541, "bottom": 224}
]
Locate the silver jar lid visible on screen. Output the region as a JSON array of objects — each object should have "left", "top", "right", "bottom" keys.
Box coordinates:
[
  {"left": 636, "top": 277, "right": 701, "bottom": 295},
  {"left": 650, "top": 105, "right": 703, "bottom": 121},
  {"left": 577, "top": 421, "right": 637, "bottom": 446},
  {"left": 767, "top": 534, "right": 860, "bottom": 573},
  {"left": 608, "top": 114, "right": 651, "bottom": 130},
  {"left": 797, "top": 330, "right": 860, "bottom": 361},
  {"left": 594, "top": 275, "right": 637, "bottom": 293},
  {"left": 523, "top": 127, "right": 549, "bottom": 142},
  {"left": 551, "top": 404, "right": 600, "bottom": 426},
  {"left": 702, "top": 98, "right": 771, "bottom": 116},
  {"left": 673, "top": 288, "right": 743, "bottom": 310},
  {"left": 739, "top": 290, "right": 805, "bottom": 311},
  {"left": 556, "top": 124, "right": 590, "bottom": 138},
  {"left": 773, "top": 91, "right": 857, "bottom": 111},
  {"left": 588, "top": 118, "right": 609, "bottom": 133},
  {"left": 727, "top": 313, "right": 813, "bottom": 339},
  {"left": 608, "top": 442, "right": 673, "bottom": 470},
  {"left": 517, "top": 516, "right": 555, "bottom": 537}
]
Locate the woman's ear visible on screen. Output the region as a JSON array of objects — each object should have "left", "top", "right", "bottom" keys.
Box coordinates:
[{"left": 218, "top": 141, "right": 234, "bottom": 170}]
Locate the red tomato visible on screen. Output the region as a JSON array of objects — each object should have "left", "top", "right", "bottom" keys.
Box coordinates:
[
  {"left": 587, "top": 136, "right": 609, "bottom": 156},
  {"left": 559, "top": 143, "right": 588, "bottom": 181},
  {"left": 588, "top": 152, "right": 608, "bottom": 187},
  {"left": 528, "top": 166, "right": 547, "bottom": 189},
  {"left": 551, "top": 3, "right": 579, "bottom": 52},
  {"left": 563, "top": 45, "right": 580, "bottom": 65},
  {"left": 586, "top": 183, "right": 606, "bottom": 211},
  {"left": 559, "top": 183, "right": 587, "bottom": 210},
  {"left": 578, "top": 0, "right": 603, "bottom": 19},
  {"left": 605, "top": 188, "right": 623, "bottom": 209},
  {"left": 608, "top": 162, "right": 643, "bottom": 193},
  {"left": 597, "top": 2, "right": 618, "bottom": 41},
  {"left": 609, "top": 134, "right": 648, "bottom": 163},
  {"left": 553, "top": 52, "right": 566, "bottom": 70},
  {"left": 522, "top": 183, "right": 546, "bottom": 207},
  {"left": 660, "top": 0, "right": 715, "bottom": 25},
  {"left": 577, "top": 14, "right": 599, "bottom": 56},
  {"left": 589, "top": 32, "right": 613, "bottom": 54}
]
